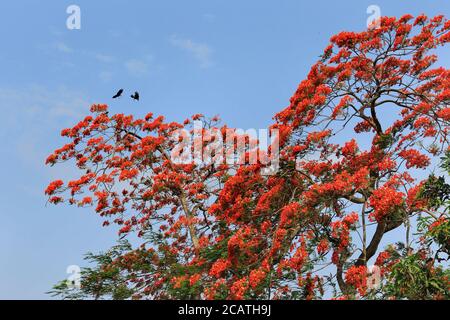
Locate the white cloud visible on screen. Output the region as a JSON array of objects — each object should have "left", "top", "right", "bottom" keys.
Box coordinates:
[
  {"left": 99, "top": 71, "right": 114, "bottom": 83},
  {"left": 0, "top": 85, "right": 91, "bottom": 184},
  {"left": 93, "top": 53, "right": 115, "bottom": 63},
  {"left": 124, "top": 58, "right": 150, "bottom": 77},
  {"left": 79, "top": 50, "right": 116, "bottom": 63},
  {"left": 53, "top": 43, "right": 116, "bottom": 64},
  {"left": 55, "top": 42, "right": 73, "bottom": 53},
  {"left": 0, "top": 85, "right": 90, "bottom": 136},
  {"left": 169, "top": 35, "right": 213, "bottom": 68}
]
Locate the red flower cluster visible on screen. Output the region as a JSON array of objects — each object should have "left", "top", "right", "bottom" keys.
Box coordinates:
[
  {"left": 45, "top": 180, "right": 64, "bottom": 195},
  {"left": 317, "top": 239, "right": 329, "bottom": 255},
  {"left": 428, "top": 217, "right": 448, "bottom": 232},
  {"left": 399, "top": 149, "right": 430, "bottom": 169},
  {"left": 369, "top": 187, "right": 405, "bottom": 222},
  {"left": 249, "top": 268, "right": 267, "bottom": 289},
  {"left": 230, "top": 278, "right": 249, "bottom": 300},
  {"left": 209, "top": 259, "right": 230, "bottom": 278},
  {"left": 345, "top": 266, "right": 368, "bottom": 296}
]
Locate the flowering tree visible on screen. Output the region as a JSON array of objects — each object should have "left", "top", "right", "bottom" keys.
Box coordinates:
[{"left": 47, "top": 15, "right": 450, "bottom": 300}]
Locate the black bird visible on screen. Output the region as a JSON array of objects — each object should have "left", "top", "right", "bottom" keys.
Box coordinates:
[
  {"left": 112, "top": 89, "right": 124, "bottom": 99},
  {"left": 131, "top": 91, "right": 140, "bottom": 101}
]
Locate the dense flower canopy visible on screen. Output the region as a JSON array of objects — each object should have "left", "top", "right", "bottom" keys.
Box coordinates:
[{"left": 47, "top": 15, "right": 450, "bottom": 300}]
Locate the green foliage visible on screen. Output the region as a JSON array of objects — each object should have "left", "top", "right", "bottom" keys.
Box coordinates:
[
  {"left": 375, "top": 133, "right": 395, "bottom": 150},
  {"left": 419, "top": 175, "right": 450, "bottom": 209},
  {"left": 383, "top": 253, "right": 450, "bottom": 300},
  {"left": 48, "top": 240, "right": 136, "bottom": 300}
]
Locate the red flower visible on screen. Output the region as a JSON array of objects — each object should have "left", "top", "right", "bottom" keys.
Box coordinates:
[
  {"left": 90, "top": 104, "right": 108, "bottom": 113},
  {"left": 249, "top": 269, "right": 267, "bottom": 289},
  {"left": 375, "top": 251, "right": 391, "bottom": 266},
  {"left": 81, "top": 197, "right": 93, "bottom": 206},
  {"left": 341, "top": 139, "right": 358, "bottom": 157},
  {"left": 399, "top": 149, "right": 430, "bottom": 169},
  {"left": 317, "top": 239, "right": 329, "bottom": 255},
  {"left": 230, "top": 278, "right": 249, "bottom": 300},
  {"left": 45, "top": 180, "right": 64, "bottom": 195},
  {"left": 369, "top": 186, "right": 404, "bottom": 222},
  {"left": 49, "top": 196, "right": 63, "bottom": 204},
  {"left": 345, "top": 266, "right": 368, "bottom": 296},
  {"left": 209, "top": 259, "right": 230, "bottom": 277},
  {"left": 189, "top": 274, "right": 201, "bottom": 286},
  {"left": 428, "top": 217, "right": 448, "bottom": 232}
]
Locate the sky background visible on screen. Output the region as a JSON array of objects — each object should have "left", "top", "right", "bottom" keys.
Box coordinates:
[{"left": 0, "top": 0, "right": 449, "bottom": 299}]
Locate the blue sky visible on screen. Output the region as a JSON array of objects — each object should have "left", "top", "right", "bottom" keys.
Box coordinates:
[{"left": 0, "top": 0, "right": 449, "bottom": 299}]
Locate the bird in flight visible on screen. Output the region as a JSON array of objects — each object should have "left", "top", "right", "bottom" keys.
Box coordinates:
[
  {"left": 131, "top": 91, "right": 140, "bottom": 101},
  {"left": 112, "top": 89, "right": 124, "bottom": 99}
]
